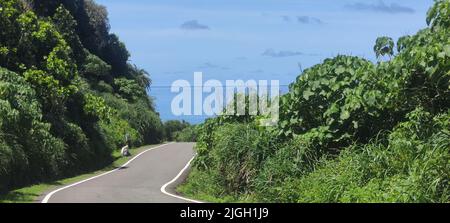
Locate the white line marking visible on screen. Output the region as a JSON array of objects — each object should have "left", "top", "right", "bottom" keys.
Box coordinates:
[
  {"left": 41, "top": 143, "right": 174, "bottom": 203},
  {"left": 160, "top": 156, "right": 203, "bottom": 203}
]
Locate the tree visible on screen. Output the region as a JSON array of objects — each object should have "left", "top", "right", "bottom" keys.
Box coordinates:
[
  {"left": 374, "top": 36, "right": 395, "bottom": 60},
  {"left": 0, "top": 68, "right": 66, "bottom": 189},
  {"left": 102, "top": 34, "right": 130, "bottom": 75},
  {"left": 164, "top": 120, "right": 190, "bottom": 141},
  {"left": 426, "top": 0, "right": 450, "bottom": 30},
  {"left": 52, "top": 5, "right": 86, "bottom": 65},
  {"left": 114, "top": 78, "right": 145, "bottom": 102},
  {"left": 397, "top": 35, "right": 411, "bottom": 53},
  {"left": 128, "top": 64, "right": 152, "bottom": 90},
  {"left": 82, "top": 53, "right": 112, "bottom": 78}
]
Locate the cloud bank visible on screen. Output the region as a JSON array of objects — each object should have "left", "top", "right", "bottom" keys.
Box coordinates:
[
  {"left": 346, "top": 1, "right": 415, "bottom": 14},
  {"left": 281, "top": 15, "right": 324, "bottom": 25},
  {"left": 198, "top": 62, "right": 229, "bottom": 70},
  {"left": 297, "top": 16, "right": 324, "bottom": 25},
  {"left": 180, "top": 20, "right": 210, "bottom": 30},
  {"left": 262, "top": 49, "right": 304, "bottom": 58}
]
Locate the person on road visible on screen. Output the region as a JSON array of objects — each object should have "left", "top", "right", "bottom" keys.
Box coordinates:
[
  {"left": 121, "top": 144, "right": 130, "bottom": 157},
  {"left": 121, "top": 133, "right": 131, "bottom": 157}
]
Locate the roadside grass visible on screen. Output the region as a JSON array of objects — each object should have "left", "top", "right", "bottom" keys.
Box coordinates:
[
  {"left": 0, "top": 144, "right": 164, "bottom": 203},
  {"left": 176, "top": 169, "right": 233, "bottom": 203},
  {"left": 176, "top": 167, "right": 255, "bottom": 203}
]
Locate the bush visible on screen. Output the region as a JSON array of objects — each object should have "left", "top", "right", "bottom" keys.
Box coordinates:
[
  {"left": 164, "top": 120, "right": 190, "bottom": 141},
  {"left": 82, "top": 53, "right": 111, "bottom": 78},
  {"left": 178, "top": 168, "right": 236, "bottom": 203},
  {"left": 114, "top": 77, "right": 145, "bottom": 102},
  {"left": 174, "top": 125, "right": 197, "bottom": 142},
  {"left": 210, "top": 124, "right": 265, "bottom": 194},
  {"left": 0, "top": 68, "right": 66, "bottom": 189},
  {"left": 292, "top": 108, "right": 449, "bottom": 203},
  {"left": 254, "top": 129, "right": 331, "bottom": 202},
  {"left": 102, "top": 93, "right": 163, "bottom": 145},
  {"left": 99, "top": 115, "right": 140, "bottom": 150}
]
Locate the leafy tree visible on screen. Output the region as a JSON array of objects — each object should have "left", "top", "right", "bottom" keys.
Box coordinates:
[
  {"left": 427, "top": 0, "right": 450, "bottom": 30},
  {"left": 164, "top": 120, "right": 190, "bottom": 141},
  {"left": 102, "top": 34, "right": 130, "bottom": 74},
  {"left": 374, "top": 36, "right": 395, "bottom": 60},
  {"left": 396, "top": 35, "right": 411, "bottom": 53},
  {"left": 114, "top": 77, "right": 145, "bottom": 102},
  {"left": 82, "top": 53, "right": 112, "bottom": 78},
  {"left": 0, "top": 68, "right": 66, "bottom": 189},
  {"left": 52, "top": 5, "right": 86, "bottom": 65},
  {"left": 128, "top": 64, "right": 152, "bottom": 90},
  {"left": 83, "top": 0, "right": 110, "bottom": 47},
  {"left": 174, "top": 125, "right": 198, "bottom": 142}
]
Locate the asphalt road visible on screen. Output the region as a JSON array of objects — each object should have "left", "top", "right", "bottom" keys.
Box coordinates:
[{"left": 42, "top": 143, "right": 196, "bottom": 203}]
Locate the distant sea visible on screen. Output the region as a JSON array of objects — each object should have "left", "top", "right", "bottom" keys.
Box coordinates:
[{"left": 148, "top": 82, "right": 290, "bottom": 124}]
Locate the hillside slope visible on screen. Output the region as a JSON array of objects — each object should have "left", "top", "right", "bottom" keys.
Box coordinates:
[{"left": 0, "top": 0, "right": 163, "bottom": 192}]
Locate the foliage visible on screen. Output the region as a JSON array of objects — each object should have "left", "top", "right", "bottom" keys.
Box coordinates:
[
  {"left": 83, "top": 93, "right": 111, "bottom": 121},
  {"left": 101, "top": 93, "right": 164, "bottom": 145},
  {"left": 52, "top": 6, "right": 85, "bottom": 65},
  {"left": 164, "top": 120, "right": 191, "bottom": 141},
  {"left": 82, "top": 53, "right": 111, "bottom": 78},
  {"left": 99, "top": 115, "right": 139, "bottom": 150},
  {"left": 374, "top": 36, "right": 395, "bottom": 60},
  {"left": 0, "top": 0, "right": 166, "bottom": 192},
  {"left": 183, "top": 0, "right": 450, "bottom": 203},
  {"left": 292, "top": 108, "right": 449, "bottom": 203},
  {"left": 174, "top": 125, "right": 198, "bottom": 142},
  {"left": 114, "top": 77, "right": 145, "bottom": 102},
  {"left": 102, "top": 34, "right": 129, "bottom": 74},
  {"left": 427, "top": 0, "right": 450, "bottom": 30},
  {"left": 0, "top": 68, "right": 65, "bottom": 191},
  {"left": 199, "top": 124, "right": 265, "bottom": 194}
]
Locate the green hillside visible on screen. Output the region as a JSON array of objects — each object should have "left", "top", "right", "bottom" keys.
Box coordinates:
[{"left": 0, "top": 0, "right": 164, "bottom": 192}]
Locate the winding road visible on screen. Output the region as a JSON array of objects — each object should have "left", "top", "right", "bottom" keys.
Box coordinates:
[{"left": 40, "top": 143, "right": 199, "bottom": 203}]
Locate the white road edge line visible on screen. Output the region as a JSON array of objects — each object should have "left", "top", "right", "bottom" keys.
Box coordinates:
[
  {"left": 160, "top": 156, "right": 203, "bottom": 203},
  {"left": 41, "top": 143, "right": 174, "bottom": 203}
]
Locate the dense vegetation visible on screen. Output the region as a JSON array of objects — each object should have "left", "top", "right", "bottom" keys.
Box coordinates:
[
  {"left": 0, "top": 0, "right": 166, "bottom": 192},
  {"left": 180, "top": 0, "right": 450, "bottom": 203},
  {"left": 163, "top": 120, "right": 197, "bottom": 142}
]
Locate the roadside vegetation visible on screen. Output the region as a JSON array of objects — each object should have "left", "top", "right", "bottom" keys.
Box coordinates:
[
  {"left": 179, "top": 0, "right": 450, "bottom": 203},
  {"left": 162, "top": 120, "right": 197, "bottom": 142},
  {"left": 0, "top": 0, "right": 192, "bottom": 197}
]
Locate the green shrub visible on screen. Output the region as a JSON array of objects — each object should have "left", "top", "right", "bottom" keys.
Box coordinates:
[
  {"left": 114, "top": 77, "right": 146, "bottom": 102},
  {"left": 254, "top": 128, "right": 331, "bottom": 202},
  {"left": 82, "top": 53, "right": 111, "bottom": 78},
  {"left": 178, "top": 168, "right": 235, "bottom": 203},
  {"left": 292, "top": 108, "right": 449, "bottom": 203},
  {"left": 0, "top": 68, "right": 67, "bottom": 188},
  {"left": 211, "top": 124, "right": 273, "bottom": 194},
  {"left": 164, "top": 120, "right": 190, "bottom": 141},
  {"left": 174, "top": 125, "right": 198, "bottom": 142},
  {"left": 96, "top": 81, "right": 113, "bottom": 93},
  {"left": 99, "top": 115, "right": 140, "bottom": 150}
]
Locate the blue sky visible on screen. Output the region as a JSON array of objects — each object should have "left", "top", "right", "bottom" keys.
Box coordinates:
[{"left": 96, "top": 0, "right": 434, "bottom": 123}]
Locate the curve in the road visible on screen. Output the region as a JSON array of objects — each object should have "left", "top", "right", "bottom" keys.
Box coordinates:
[
  {"left": 160, "top": 156, "right": 201, "bottom": 203},
  {"left": 41, "top": 143, "right": 201, "bottom": 203}
]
